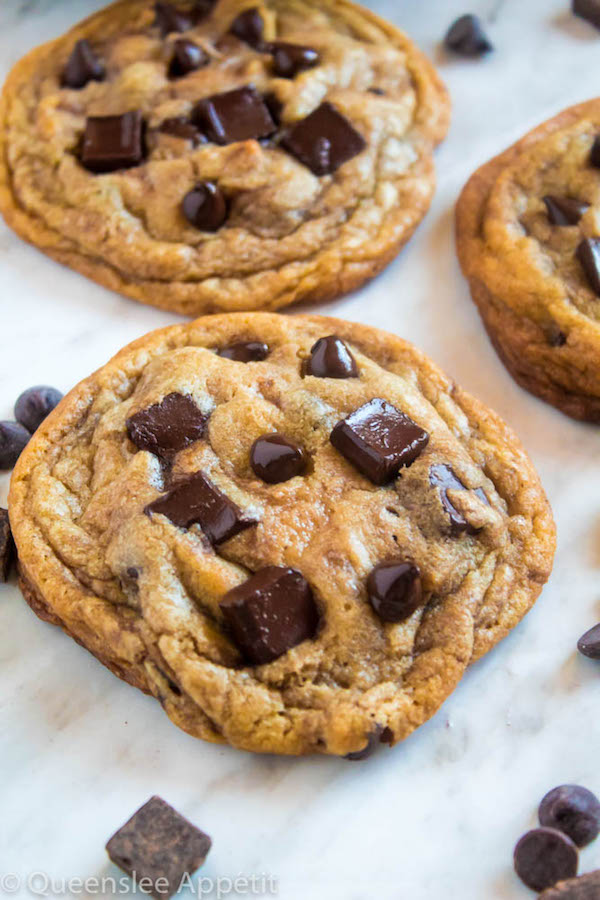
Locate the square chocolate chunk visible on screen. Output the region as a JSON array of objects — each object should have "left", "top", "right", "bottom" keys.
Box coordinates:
[
  {"left": 330, "top": 398, "right": 429, "bottom": 485},
  {"left": 282, "top": 102, "right": 366, "bottom": 175},
  {"left": 106, "top": 796, "right": 211, "bottom": 899},
  {"left": 193, "top": 86, "right": 275, "bottom": 144},
  {"left": 0, "top": 508, "right": 15, "bottom": 582},
  {"left": 126, "top": 393, "right": 207, "bottom": 460},
  {"left": 81, "top": 111, "right": 145, "bottom": 173}
]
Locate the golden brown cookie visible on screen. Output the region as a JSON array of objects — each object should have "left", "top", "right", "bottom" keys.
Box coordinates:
[
  {"left": 0, "top": 0, "right": 449, "bottom": 316},
  {"left": 456, "top": 99, "right": 600, "bottom": 422},
  {"left": 8, "top": 314, "right": 554, "bottom": 757}
]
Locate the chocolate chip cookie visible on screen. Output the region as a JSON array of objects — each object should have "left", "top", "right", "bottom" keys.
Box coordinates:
[
  {"left": 456, "top": 99, "right": 600, "bottom": 422},
  {"left": 0, "top": 0, "right": 449, "bottom": 316},
  {"left": 9, "top": 313, "right": 554, "bottom": 756}
]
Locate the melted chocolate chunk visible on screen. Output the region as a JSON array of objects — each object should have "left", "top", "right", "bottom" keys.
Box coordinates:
[
  {"left": 576, "top": 238, "right": 600, "bottom": 295},
  {"left": 146, "top": 472, "right": 257, "bottom": 544},
  {"left": 169, "top": 39, "right": 209, "bottom": 78},
  {"left": 229, "top": 7, "right": 264, "bottom": 48},
  {"left": 578, "top": 623, "right": 600, "bottom": 659},
  {"left": 61, "top": 39, "right": 105, "bottom": 89},
  {"left": 250, "top": 433, "right": 307, "bottom": 483},
  {"left": 263, "top": 92, "right": 284, "bottom": 125},
  {"left": 106, "top": 796, "right": 211, "bottom": 897},
  {"left": 0, "top": 509, "right": 15, "bottom": 583},
  {"left": 154, "top": 2, "right": 193, "bottom": 36},
  {"left": 444, "top": 14, "right": 493, "bottom": 56},
  {"left": 514, "top": 828, "right": 578, "bottom": 893},
  {"left": 158, "top": 117, "right": 206, "bottom": 145},
  {"left": 429, "top": 464, "right": 488, "bottom": 535},
  {"left": 182, "top": 182, "right": 227, "bottom": 231},
  {"left": 366, "top": 561, "right": 422, "bottom": 623},
  {"left": 269, "top": 42, "right": 319, "bottom": 78},
  {"left": 305, "top": 335, "right": 358, "bottom": 378},
  {"left": 282, "top": 102, "right": 366, "bottom": 175},
  {"left": 573, "top": 0, "right": 600, "bottom": 29},
  {"left": 539, "top": 786, "right": 600, "bottom": 848},
  {"left": 193, "top": 86, "right": 275, "bottom": 144},
  {"left": 220, "top": 566, "right": 319, "bottom": 664},
  {"left": 330, "top": 398, "right": 429, "bottom": 485},
  {"left": 81, "top": 111, "right": 145, "bottom": 173},
  {"left": 217, "top": 341, "right": 269, "bottom": 362},
  {"left": 345, "top": 724, "right": 388, "bottom": 760},
  {"left": 543, "top": 195, "right": 589, "bottom": 226},
  {"left": 126, "top": 393, "right": 207, "bottom": 460}
]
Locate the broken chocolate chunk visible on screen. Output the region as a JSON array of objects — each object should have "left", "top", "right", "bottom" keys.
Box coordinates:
[
  {"left": 154, "top": 2, "right": 193, "bottom": 36},
  {"left": 61, "top": 39, "right": 105, "bottom": 89},
  {"left": 229, "top": 7, "right": 264, "bottom": 48},
  {"left": 305, "top": 335, "right": 358, "bottom": 378},
  {"left": 429, "top": 464, "right": 488, "bottom": 535},
  {"left": 576, "top": 238, "right": 600, "bottom": 295},
  {"left": 0, "top": 509, "right": 15, "bottom": 583},
  {"left": 543, "top": 195, "right": 589, "bottom": 226},
  {"left": 158, "top": 117, "right": 206, "bottom": 145},
  {"left": 217, "top": 341, "right": 269, "bottom": 362},
  {"left": 193, "top": 86, "right": 275, "bottom": 144},
  {"left": 220, "top": 566, "right": 319, "bottom": 664},
  {"left": 81, "top": 111, "right": 145, "bottom": 173},
  {"left": 444, "top": 14, "right": 493, "bottom": 56},
  {"left": 263, "top": 92, "right": 284, "bottom": 125},
  {"left": 282, "top": 102, "right": 366, "bottom": 175},
  {"left": 250, "top": 433, "right": 307, "bottom": 483},
  {"left": 330, "top": 398, "right": 429, "bottom": 485},
  {"left": 269, "top": 42, "right": 319, "bottom": 78},
  {"left": 182, "top": 182, "right": 227, "bottom": 231},
  {"left": 127, "top": 393, "right": 207, "bottom": 460},
  {"left": 168, "top": 39, "right": 209, "bottom": 78},
  {"left": 366, "top": 560, "right": 422, "bottom": 623}
]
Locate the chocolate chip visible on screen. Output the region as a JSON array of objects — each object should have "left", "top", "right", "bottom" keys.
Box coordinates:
[
  {"left": 543, "top": 196, "right": 589, "bottom": 226},
  {"left": 126, "top": 393, "right": 207, "bottom": 460},
  {"left": 305, "top": 335, "right": 358, "bottom": 378},
  {"left": 573, "top": 0, "right": 600, "bottom": 29},
  {"left": 590, "top": 136, "right": 600, "bottom": 167},
  {"left": 429, "top": 464, "right": 487, "bottom": 535},
  {"left": 229, "top": 8, "right": 264, "bottom": 48},
  {"left": 182, "top": 182, "right": 227, "bottom": 231},
  {"left": 146, "top": 472, "right": 257, "bottom": 544},
  {"left": 548, "top": 325, "right": 567, "bottom": 347},
  {"left": 14, "top": 386, "right": 62, "bottom": 433},
  {"left": 106, "top": 796, "right": 211, "bottom": 898},
  {"left": 368, "top": 87, "right": 386, "bottom": 96},
  {"left": 220, "top": 566, "right": 318, "bottom": 664},
  {"left": 539, "top": 786, "right": 600, "bottom": 848},
  {"left": 168, "top": 39, "right": 209, "bottom": 78},
  {"left": 330, "top": 398, "right": 429, "bottom": 485},
  {"left": 158, "top": 117, "right": 206, "bottom": 145},
  {"left": 193, "top": 86, "right": 275, "bottom": 144},
  {"left": 345, "top": 724, "right": 387, "bottom": 760},
  {"left": 576, "top": 238, "right": 600, "bottom": 295},
  {"left": 539, "top": 870, "right": 600, "bottom": 898},
  {"left": 263, "top": 92, "right": 284, "bottom": 125},
  {"left": 154, "top": 2, "right": 193, "bottom": 36},
  {"left": 269, "top": 42, "right": 319, "bottom": 78},
  {"left": 578, "top": 623, "right": 600, "bottom": 659},
  {"left": 282, "top": 102, "right": 366, "bottom": 175},
  {"left": 366, "top": 560, "right": 422, "bottom": 623},
  {"left": 217, "top": 341, "right": 269, "bottom": 362},
  {"left": 514, "top": 828, "right": 578, "bottom": 892},
  {"left": 193, "top": 0, "right": 216, "bottom": 21},
  {"left": 0, "top": 509, "right": 15, "bottom": 583},
  {"left": 81, "top": 111, "right": 145, "bottom": 173},
  {"left": 250, "top": 433, "right": 307, "bottom": 483},
  {"left": 0, "top": 422, "right": 30, "bottom": 470},
  {"left": 61, "top": 39, "right": 105, "bottom": 89},
  {"left": 444, "top": 14, "right": 493, "bottom": 57}
]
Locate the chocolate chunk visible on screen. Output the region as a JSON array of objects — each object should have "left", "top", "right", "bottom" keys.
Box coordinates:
[
  {"left": 168, "top": 39, "right": 209, "bottom": 78},
  {"left": 514, "top": 828, "right": 579, "bottom": 892},
  {"left": 0, "top": 421, "right": 30, "bottom": 470},
  {"left": 229, "top": 8, "right": 264, "bottom": 48},
  {"left": 269, "top": 42, "right": 319, "bottom": 78},
  {"left": 154, "top": 2, "right": 192, "bottom": 36},
  {"left": 576, "top": 239, "right": 600, "bottom": 295},
  {"left": 590, "top": 136, "right": 600, "bottom": 167},
  {"left": 0, "top": 509, "right": 15, "bottom": 583},
  {"left": 250, "top": 433, "right": 307, "bottom": 483},
  {"left": 193, "top": 86, "right": 275, "bottom": 144},
  {"left": 146, "top": 472, "right": 256, "bottom": 544},
  {"left": 366, "top": 560, "right": 422, "bottom": 623},
  {"left": 220, "top": 566, "right": 318, "bottom": 664},
  {"left": 217, "top": 341, "right": 269, "bottom": 362},
  {"left": 182, "top": 182, "right": 227, "bottom": 231},
  {"left": 127, "top": 393, "right": 207, "bottom": 460},
  {"left": 14, "top": 386, "right": 63, "bottom": 433},
  {"left": 61, "top": 39, "right": 105, "bottom": 89},
  {"left": 330, "top": 398, "right": 429, "bottom": 485},
  {"left": 263, "top": 92, "right": 284, "bottom": 125},
  {"left": 193, "top": 0, "right": 216, "bottom": 21},
  {"left": 282, "top": 102, "right": 366, "bottom": 175},
  {"left": 543, "top": 196, "right": 589, "bottom": 226},
  {"left": 81, "top": 111, "right": 145, "bottom": 173},
  {"left": 106, "top": 796, "right": 211, "bottom": 899},
  {"left": 573, "top": 0, "right": 600, "bottom": 29},
  {"left": 305, "top": 335, "right": 358, "bottom": 378},
  {"left": 539, "top": 786, "right": 600, "bottom": 848},
  {"left": 345, "top": 724, "right": 387, "bottom": 760},
  {"left": 539, "top": 870, "right": 600, "bottom": 898},
  {"left": 158, "top": 117, "right": 206, "bottom": 145},
  {"left": 578, "top": 623, "right": 600, "bottom": 658},
  {"left": 548, "top": 325, "right": 567, "bottom": 347},
  {"left": 429, "top": 464, "right": 487, "bottom": 535},
  {"left": 444, "top": 14, "right": 493, "bottom": 57}
]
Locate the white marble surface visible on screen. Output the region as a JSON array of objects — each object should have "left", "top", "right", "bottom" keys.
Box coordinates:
[{"left": 1, "top": 1, "right": 600, "bottom": 897}]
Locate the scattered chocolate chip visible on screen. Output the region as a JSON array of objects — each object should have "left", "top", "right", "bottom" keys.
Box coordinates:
[
  {"left": 539, "top": 786, "right": 600, "bottom": 848},
  {"left": 0, "top": 509, "right": 15, "bottom": 583},
  {"left": 539, "top": 870, "right": 600, "bottom": 898},
  {"left": 168, "top": 39, "right": 209, "bottom": 78},
  {"left": 220, "top": 566, "right": 318, "bottom": 664},
  {"left": 366, "top": 560, "right": 422, "bottom": 623},
  {"left": 127, "top": 393, "right": 207, "bottom": 460},
  {"left": 106, "top": 796, "right": 211, "bottom": 899},
  {"left": 81, "top": 111, "right": 145, "bottom": 173},
  {"left": 229, "top": 7, "right": 264, "bottom": 48},
  {"left": 330, "top": 398, "right": 429, "bottom": 485},
  {"left": 576, "top": 238, "right": 600, "bottom": 295},
  {"left": 282, "top": 102, "right": 366, "bottom": 175},
  {"left": 368, "top": 87, "right": 386, "bottom": 95},
  {"left": 0, "top": 422, "right": 30, "bottom": 470},
  {"left": 305, "top": 335, "right": 358, "bottom": 378},
  {"left": 193, "top": 86, "right": 275, "bottom": 144},
  {"left": 250, "top": 433, "right": 307, "bottom": 483},
  {"left": 444, "top": 14, "right": 493, "bottom": 57},
  {"left": 217, "top": 341, "right": 269, "bottom": 362},
  {"left": 269, "top": 42, "right": 319, "bottom": 78},
  {"left": 146, "top": 472, "right": 256, "bottom": 544},
  {"left": 573, "top": 0, "right": 600, "bottom": 29},
  {"left": 514, "top": 828, "right": 578, "bottom": 893},
  {"left": 182, "top": 182, "right": 227, "bottom": 231},
  {"left": 590, "top": 136, "right": 600, "bottom": 168},
  {"left": 543, "top": 196, "right": 589, "bottom": 226},
  {"left": 61, "top": 39, "right": 105, "bottom": 89},
  {"left": 578, "top": 623, "right": 600, "bottom": 659},
  {"left": 158, "top": 117, "right": 206, "bottom": 145},
  {"left": 154, "top": 2, "right": 193, "bottom": 36},
  {"left": 263, "top": 92, "right": 284, "bottom": 125},
  {"left": 345, "top": 724, "right": 386, "bottom": 760},
  {"left": 429, "top": 464, "right": 487, "bottom": 535},
  {"left": 14, "top": 386, "right": 62, "bottom": 433}
]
